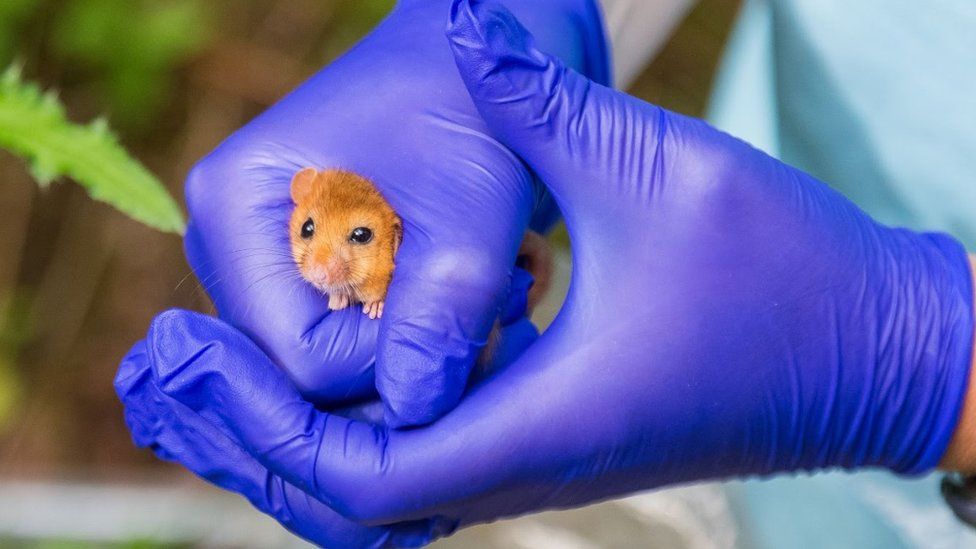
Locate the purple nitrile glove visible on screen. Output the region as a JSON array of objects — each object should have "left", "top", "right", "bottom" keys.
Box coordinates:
[
  {"left": 117, "top": 0, "right": 975, "bottom": 544},
  {"left": 114, "top": 340, "right": 458, "bottom": 548},
  {"left": 183, "top": 0, "right": 610, "bottom": 426}
]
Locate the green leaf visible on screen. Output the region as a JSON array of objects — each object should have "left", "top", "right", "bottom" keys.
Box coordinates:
[{"left": 0, "top": 66, "right": 185, "bottom": 234}]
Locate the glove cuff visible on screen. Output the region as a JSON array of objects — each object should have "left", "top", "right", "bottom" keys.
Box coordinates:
[{"left": 876, "top": 231, "right": 975, "bottom": 475}]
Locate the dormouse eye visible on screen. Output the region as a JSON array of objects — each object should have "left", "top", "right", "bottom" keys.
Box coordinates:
[
  {"left": 301, "top": 218, "right": 315, "bottom": 239},
  {"left": 349, "top": 227, "right": 373, "bottom": 244}
]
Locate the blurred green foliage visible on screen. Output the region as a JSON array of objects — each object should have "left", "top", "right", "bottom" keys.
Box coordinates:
[
  {"left": 0, "top": 0, "right": 39, "bottom": 65},
  {"left": 52, "top": 0, "right": 211, "bottom": 130},
  {"left": 0, "top": 66, "right": 186, "bottom": 233}
]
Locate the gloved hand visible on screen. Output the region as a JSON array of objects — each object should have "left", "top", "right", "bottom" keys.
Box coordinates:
[
  {"left": 118, "top": 0, "right": 975, "bottom": 543},
  {"left": 183, "top": 0, "right": 610, "bottom": 426},
  {"left": 115, "top": 340, "right": 459, "bottom": 548}
]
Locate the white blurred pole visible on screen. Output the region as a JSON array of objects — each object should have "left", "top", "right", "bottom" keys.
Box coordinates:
[{"left": 0, "top": 479, "right": 311, "bottom": 548}]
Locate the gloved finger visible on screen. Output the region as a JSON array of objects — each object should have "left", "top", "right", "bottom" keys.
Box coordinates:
[
  {"left": 116, "top": 334, "right": 455, "bottom": 548},
  {"left": 141, "top": 309, "right": 398, "bottom": 521},
  {"left": 374, "top": 234, "right": 514, "bottom": 427},
  {"left": 184, "top": 153, "right": 379, "bottom": 405},
  {"left": 446, "top": 0, "right": 664, "bottom": 221},
  {"left": 324, "top": 313, "right": 539, "bottom": 424}
]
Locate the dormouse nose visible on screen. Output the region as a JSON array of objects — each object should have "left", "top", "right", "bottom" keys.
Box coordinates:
[{"left": 309, "top": 254, "right": 349, "bottom": 286}]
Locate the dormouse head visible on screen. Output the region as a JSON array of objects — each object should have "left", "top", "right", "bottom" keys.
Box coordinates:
[{"left": 288, "top": 168, "right": 402, "bottom": 293}]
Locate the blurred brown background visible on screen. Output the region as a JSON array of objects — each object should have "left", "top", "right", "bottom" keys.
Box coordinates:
[{"left": 0, "top": 0, "right": 740, "bottom": 545}]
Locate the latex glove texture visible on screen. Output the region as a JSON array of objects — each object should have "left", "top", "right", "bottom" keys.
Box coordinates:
[
  {"left": 182, "top": 0, "right": 610, "bottom": 426},
  {"left": 115, "top": 338, "right": 459, "bottom": 548},
  {"left": 118, "top": 0, "right": 975, "bottom": 544}
]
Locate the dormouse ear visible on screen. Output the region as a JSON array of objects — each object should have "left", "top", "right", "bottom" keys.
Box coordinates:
[
  {"left": 290, "top": 167, "right": 319, "bottom": 204},
  {"left": 391, "top": 216, "right": 403, "bottom": 257}
]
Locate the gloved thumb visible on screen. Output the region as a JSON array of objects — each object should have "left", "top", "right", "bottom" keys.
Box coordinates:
[{"left": 446, "top": 0, "right": 665, "bottom": 219}]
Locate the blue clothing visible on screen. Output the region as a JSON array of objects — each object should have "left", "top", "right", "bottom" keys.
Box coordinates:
[{"left": 708, "top": 0, "right": 976, "bottom": 546}]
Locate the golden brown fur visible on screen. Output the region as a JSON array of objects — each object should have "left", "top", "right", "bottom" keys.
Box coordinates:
[{"left": 289, "top": 168, "right": 402, "bottom": 318}]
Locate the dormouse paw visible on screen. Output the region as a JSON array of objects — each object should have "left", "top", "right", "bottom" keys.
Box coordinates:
[
  {"left": 362, "top": 301, "right": 384, "bottom": 320},
  {"left": 328, "top": 292, "right": 351, "bottom": 311}
]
